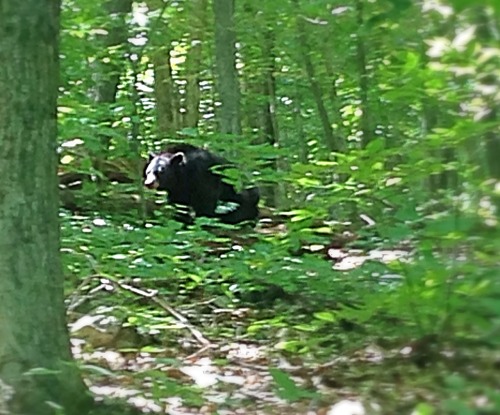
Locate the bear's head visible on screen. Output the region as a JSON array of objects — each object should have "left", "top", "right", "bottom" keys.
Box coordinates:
[{"left": 143, "top": 151, "right": 187, "bottom": 191}]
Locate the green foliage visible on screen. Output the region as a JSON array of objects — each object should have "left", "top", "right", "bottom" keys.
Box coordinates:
[
  {"left": 269, "top": 368, "right": 317, "bottom": 401},
  {"left": 59, "top": 0, "right": 499, "bottom": 412}
]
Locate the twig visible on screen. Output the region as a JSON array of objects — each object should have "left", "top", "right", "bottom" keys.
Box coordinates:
[
  {"left": 67, "top": 271, "right": 213, "bottom": 346},
  {"left": 111, "top": 279, "right": 212, "bottom": 347}
]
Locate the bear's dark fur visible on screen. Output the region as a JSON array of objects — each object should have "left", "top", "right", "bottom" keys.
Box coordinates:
[{"left": 143, "top": 144, "right": 259, "bottom": 224}]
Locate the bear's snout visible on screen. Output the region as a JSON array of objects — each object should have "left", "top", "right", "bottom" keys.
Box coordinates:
[{"left": 144, "top": 173, "right": 159, "bottom": 189}]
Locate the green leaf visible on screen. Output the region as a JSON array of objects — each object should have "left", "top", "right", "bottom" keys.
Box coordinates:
[
  {"left": 412, "top": 403, "right": 436, "bottom": 415},
  {"left": 403, "top": 52, "right": 420, "bottom": 73},
  {"left": 365, "top": 138, "right": 385, "bottom": 153},
  {"left": 313, "top": 311, "right": 337, "bottom": 322},
  {"left": 269, "top": 368, "right": 317, "bottom": 402}
]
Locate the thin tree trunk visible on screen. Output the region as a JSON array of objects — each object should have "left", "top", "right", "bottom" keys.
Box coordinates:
[
  {"left": 294, "top": 84, "right": 308, "bottom": 164},
  {"left": 262, "top": 30, "right": 279, "bottom": 148},
  {"left": 184, "top": 0, "right": 208, "bottom": 129},
  {"left": 239, "top": 2, "right": 264, "bottom": 138},
  {"left": 91, "top": 0, "right": 132, "bottom": 186},
  {"left": 294, "top": 5, "right": 342, "bottom": 152},
  {"left": 92, "top": 0, "right": 132, "bottom": 103},
  {"left": 0, "top": 2, "right": 90, "bottom": 414},
  {"left": 476, "top": 9, "right": 500, "bottom": 181},
  {"left": 418, "top": 22, "right": 458, "bottom": 193},
  {"left": 260, "top": 29, "right": 280, "bottom": 206},
  {"left": 475, "top": 8, "right": 500, "bottom": 209},
  {"left": 355, "top": 0, "right": 372, "bottom": 148},
  {"left": 92, "top": 0, "right": 133, "bottom": 148},
  {"left": 213, "top": 0, "right": 242, "bottom": 135},
  {"left": 322, "top": 45, "right": 345, "bottom": 140},
  {"left": 482, "top": 95, "right": 500, "bottom": 180},
  {"left": 153, "top": 47, "right": 178, "bottom": 136}
]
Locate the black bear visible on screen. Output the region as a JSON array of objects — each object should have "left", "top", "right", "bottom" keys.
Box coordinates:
[{"left": 143, "top": 144, "right": 259, "bottom": 224}]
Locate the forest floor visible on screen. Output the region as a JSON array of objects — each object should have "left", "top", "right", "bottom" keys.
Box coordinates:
[
  {"left": 71, "top": 284, "right": 498, "bottom": 415},
  {"left": 64, "top": 214, "right": 499, "bottom": 415}
]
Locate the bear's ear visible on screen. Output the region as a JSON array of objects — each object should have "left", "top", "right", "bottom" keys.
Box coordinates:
[
  {"left": 170, "top": 152, "right": 187, "bottom": 166},
  {"left": 148, "top": 152, "right": 157, "bottom": 162}
]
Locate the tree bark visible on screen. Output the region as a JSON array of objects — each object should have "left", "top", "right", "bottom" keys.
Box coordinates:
[
  {"left": 213, "top": 0, "right": 242, "bottom": 135},
  {"left": 153, "top": 47, "right": 179, "bottom": 136},
  {"left": 0, "top": 2, "right": 90, "bottom": 414}
]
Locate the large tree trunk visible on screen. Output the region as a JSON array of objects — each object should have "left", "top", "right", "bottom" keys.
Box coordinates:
[
  {"left": 213, "top": 0, "right": 242, "bottom": 135},
  {"left": 0, "top": 2, "right": 90, "bottom": 414}
]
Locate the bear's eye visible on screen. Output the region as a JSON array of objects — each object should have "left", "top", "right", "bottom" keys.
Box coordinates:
[{"left": 157, "top": 166, "right": 164, "bottom": 173}]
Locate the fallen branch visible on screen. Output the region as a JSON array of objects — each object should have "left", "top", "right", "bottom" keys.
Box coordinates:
[{"left": 69, "top": 274, "right": 212, "bottom": 347}]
